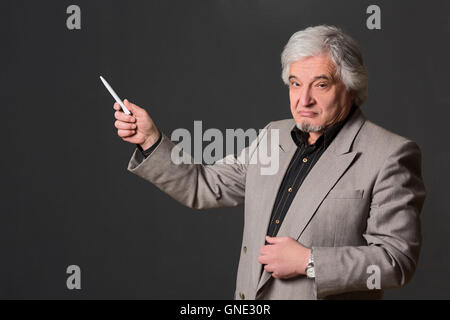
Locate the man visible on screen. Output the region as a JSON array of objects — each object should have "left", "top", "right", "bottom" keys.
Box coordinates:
[{"left": 112, "top": 25, "right": 426, "bottom": 299}]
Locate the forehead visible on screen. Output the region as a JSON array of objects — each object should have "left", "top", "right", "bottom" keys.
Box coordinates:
[{"left": 289, "top": 54, "right": 336, "bottom": 78}]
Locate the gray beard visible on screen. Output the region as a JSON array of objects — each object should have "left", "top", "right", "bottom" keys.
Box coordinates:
[{"left": 296, "top": 121, "right": 326, "bottom": 133}]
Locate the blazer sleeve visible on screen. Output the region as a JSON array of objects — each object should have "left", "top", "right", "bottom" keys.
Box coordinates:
[
  {"left": 312, "top": 140, "right": 426, "bottom": 298},
  {"left": 127, "top": 123, "right": 270, "bottom": 210}
]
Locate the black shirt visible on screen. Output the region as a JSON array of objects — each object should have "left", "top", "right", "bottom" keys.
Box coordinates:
[{"left": 266, "top": 105, "right": 357, "bottom": 237}]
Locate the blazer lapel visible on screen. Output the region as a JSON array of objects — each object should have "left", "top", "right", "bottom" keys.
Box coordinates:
[
  {"left": 256, "top": 108, "right": 366, "bottom": 293},
  {"left": 250, "top": 122, "right": 298, "bottom": 290}
]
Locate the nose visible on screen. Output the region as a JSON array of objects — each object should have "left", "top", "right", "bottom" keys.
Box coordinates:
[{"left": 299, "top": 87, "right": 315, "bottom": 108}]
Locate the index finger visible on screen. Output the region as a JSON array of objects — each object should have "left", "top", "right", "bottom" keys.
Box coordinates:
[
  {"left": 259, "top": 245, "right": 270, "bottom": 255},
  {"left": 115, "top": 110, "right": 135, "bottom": 123},
  {"left": 113, "top": 102, "right": 121, "bottom": 111}
]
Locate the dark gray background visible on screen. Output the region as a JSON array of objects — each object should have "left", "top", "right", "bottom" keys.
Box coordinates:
[{"left": 1, "top": 0, "right": 449, "bottom": 299}]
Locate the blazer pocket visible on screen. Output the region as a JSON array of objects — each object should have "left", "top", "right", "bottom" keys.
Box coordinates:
[{"left": 326, "top": 189, "right": 364, "bottom": 199}]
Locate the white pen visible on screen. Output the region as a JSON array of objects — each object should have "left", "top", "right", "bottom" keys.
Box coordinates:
[{"left": 99, "top": 75, "right": 131, "bottom": 115}]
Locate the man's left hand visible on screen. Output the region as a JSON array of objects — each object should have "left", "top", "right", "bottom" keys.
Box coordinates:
[{"left": 258, "top": 236, "right": 311, "bottom": 279}]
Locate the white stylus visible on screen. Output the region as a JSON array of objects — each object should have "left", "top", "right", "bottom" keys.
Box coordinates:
[{"left": 99, "top": 75, "right": 131, "bottom": 115}]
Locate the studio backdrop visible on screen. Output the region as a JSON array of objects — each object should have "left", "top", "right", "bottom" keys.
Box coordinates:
[{"left": 1, "top": 0, "right": 449, "bottom": 299}]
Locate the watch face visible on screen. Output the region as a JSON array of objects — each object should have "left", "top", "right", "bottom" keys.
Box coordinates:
[{"left": 307, "top": 267, "right": 315, "bottom": 279}]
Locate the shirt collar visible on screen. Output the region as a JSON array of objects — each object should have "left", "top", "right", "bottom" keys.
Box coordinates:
[{"left": 291, "top": 103, "right": 358, "bottom": 148}]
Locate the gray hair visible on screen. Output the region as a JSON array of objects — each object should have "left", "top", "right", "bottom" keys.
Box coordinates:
[{"left": 281, "top": 25, "right": 368, "bottom": 106}]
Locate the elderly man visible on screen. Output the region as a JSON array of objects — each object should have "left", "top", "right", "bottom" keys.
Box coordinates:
[{"left": 112, "top": 25, "right": 426, "bottom": 299}]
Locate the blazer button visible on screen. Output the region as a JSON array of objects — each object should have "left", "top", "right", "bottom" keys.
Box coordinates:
[
  {"left": 303, "top": 157, "right": 308, "bottom": 163},
  {"left": 243, "top": 246, "right": 247, "bottom": 253},
  {"left": 239, "top": 292, "right": 245, "bottom": 300}
]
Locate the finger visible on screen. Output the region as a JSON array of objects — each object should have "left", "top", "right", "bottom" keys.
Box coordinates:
[
  {"left": 265, "top": 236, "right": 283, "bottom": 244},
  {"left": 264, "top": 264, "right": 274, "bottom": 273},
  {"left": 114, "top": 101, "right": 133, "bottom": 116},
  {"left": 259, "top": 245, "right": 269, "bottom": 255},
  {"left": 113, "top": 102, "right": 121, "bottom": 111},
  {"left": 123, "top": 99, "right": 137, "bottom": 114},
  {"left": 125, "top": 99, "right": 146, "bottom": 117},
  {"left": 261, "top": 245, "right": 275, "bottom": 255},
  {"left": 115, "top": 111, "right": 136, "bottom": 123},
  {"left": 272, "top": 272, "right": 280, "bottom": 279},
  {"left": 117, "top": 129, "right": 136, "bottom": 138},
  {"left": 115, "top": 120, "right": 137, "bottom": 130},
  {"left": 258, "top": 255, "right": 268, "bottom": 265}
]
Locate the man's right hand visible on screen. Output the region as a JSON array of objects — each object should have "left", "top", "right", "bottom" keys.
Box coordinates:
[{"left": 113, "top": 99, "right": 160, "bottom": 150}]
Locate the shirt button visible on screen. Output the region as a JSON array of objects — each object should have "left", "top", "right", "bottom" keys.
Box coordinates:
[
  {"left": 239, "top": 292, "right": 245, "bottom": 300},
  {"left": 303, "top": 157, "right": 308, "bottom": 163},
  {"left": 243, "top": 246, "right": 247, "bottom": 253},
  {"left": 288, "top": 187, "right": 293, "bottom": 192},
  {"left": 275, "top": 219, "right": 280, "bottom": 224}
]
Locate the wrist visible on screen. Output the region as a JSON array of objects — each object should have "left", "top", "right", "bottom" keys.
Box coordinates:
[
  {"left": 306, "top": 248, "right": 312, "bottom": 270},
  {"left": 305, "top": 248, "right": 315, "bottom": 279},
  {"left": 297, "top": 248, "right": 312, "bottom": 275},
  {"left": 140, "top": 131, "right": 160, "bottom": 150}
]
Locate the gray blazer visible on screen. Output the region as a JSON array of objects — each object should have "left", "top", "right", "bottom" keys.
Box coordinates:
[{"left": 127, "top": 107, "right": 426, "bottom": 300}]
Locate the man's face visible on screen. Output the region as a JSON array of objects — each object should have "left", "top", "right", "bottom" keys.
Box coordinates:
[{"left": 288, "top": 53, "right": 354, "bottom": 132}]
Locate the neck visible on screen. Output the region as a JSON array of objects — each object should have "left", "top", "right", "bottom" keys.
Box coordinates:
[{"left": 307, "top": 131, "right": 322, "bottom": 145}]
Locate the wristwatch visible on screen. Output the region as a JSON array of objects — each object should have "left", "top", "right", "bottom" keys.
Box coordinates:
[{"left": 305, "top": 249, "right": 315, "bottom": 279}]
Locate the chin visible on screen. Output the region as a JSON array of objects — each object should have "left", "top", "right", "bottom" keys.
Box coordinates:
[
  {"left": 296, "top": 117, "right": 318, "bottom": 126},
  {"left": 296, "top": 119, "right": 327, "bottom": 133}
]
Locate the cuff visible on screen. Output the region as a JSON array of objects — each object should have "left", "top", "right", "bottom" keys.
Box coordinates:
[{"left": 136, "top": 132, "right": 162, "bottom": 158}]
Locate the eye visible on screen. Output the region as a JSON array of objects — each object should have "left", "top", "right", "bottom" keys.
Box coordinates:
[
  {"left": 290, "top": 82, "right": 300, "bottom": 87},
  {"left": 317, "top": 82, "right": 328, "bottom": 88}
]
